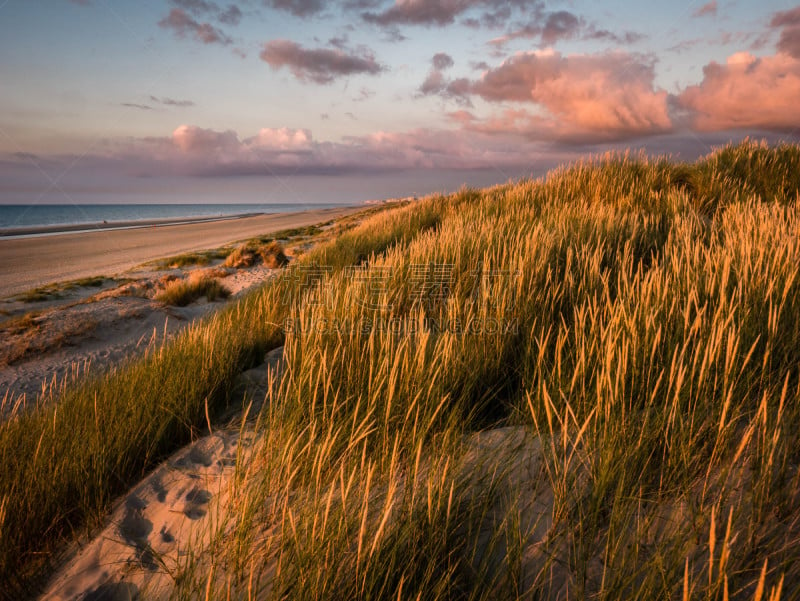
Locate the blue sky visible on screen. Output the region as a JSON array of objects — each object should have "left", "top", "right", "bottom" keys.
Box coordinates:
[{"left": 0, "top": 0, "right": 798, "bottom": 204}]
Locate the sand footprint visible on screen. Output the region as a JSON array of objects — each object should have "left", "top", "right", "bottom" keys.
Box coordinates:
[
  {"left": 118, "top": 497, "right": 152, "bottom": 544},
  {"left": 183, "top": 487, "right": 212, "bottom": 520},
  {"left": 188, "top": 445, "right": 213, "bottom": 468},
  {"left": 118, "top": 496, "right": 158, "bottom": 571}
]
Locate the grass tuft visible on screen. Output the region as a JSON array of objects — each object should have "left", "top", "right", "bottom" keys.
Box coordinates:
[
  {"left": 154, "top": 250, "right": 228, "bottom": 270},
  {"left": 224, "top": 241, "right": 289, "bottom": 269},
  {"left": 155, "top": 274, "right": 231, "bottom": 306}
]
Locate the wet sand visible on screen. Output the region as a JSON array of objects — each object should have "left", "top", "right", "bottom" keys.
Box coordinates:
[{"left": 0, "top": 206, "right": 359, "bottom": 297}]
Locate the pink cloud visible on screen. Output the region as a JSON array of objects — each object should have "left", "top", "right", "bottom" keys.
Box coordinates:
[
  {"left": 246, "top": 127, "right": 314, "bottom": 151},
  {"left": 692, "top": 1, "right": 717, "bottom": 18},
  {"left": 158, "top": 8, "right": 232, "bottom": 45},
  {"left": 79, "top": 122, "right": 565, "bottom": 177},
  {"left": 172, "top": 125, "right": 239, "bottom": 153},
  {"left": 677, "top": 52, "right": 800, "bottom": 131},
  {"left": 466, "top": 50, "right": 673, "bottom": 141},
  {"left": 771, "top": 7, "right": 800, "bottom": 58}
]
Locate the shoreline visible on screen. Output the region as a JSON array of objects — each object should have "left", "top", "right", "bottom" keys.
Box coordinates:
[
  {"left": 0, "top": 205, "right": 361, "bottom": 298},
  {"left": 0, "top": 212, "right": 268, "bottom": 239}
]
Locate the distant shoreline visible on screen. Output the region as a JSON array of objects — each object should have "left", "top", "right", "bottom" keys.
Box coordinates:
[
  {"left": 0, "top": 206, "right": 361, "bottom": 298},
  {"left": 0, "top": 212, "right": 266, "bottom": 239}
]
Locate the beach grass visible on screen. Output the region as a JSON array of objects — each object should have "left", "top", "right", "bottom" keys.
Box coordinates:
[
  {"left": 2, "top": 140, "right": 800, "bottom": 599},
  {"left": 153, "top": 249, "right": 229, "bottom": 270},
  {"left": 0, "top": 199, "right": 446, "bottom": 596},
  {"left": 224, "top": 241, "right": 290, "bottom": 269},
  {"left": 172, "top": 140, "right": 800, "bottom": 600},
  {"left": 251, "top": 223, "right": 326, "bottom": 242},
  {"left": 154, "top": 274, "right": 231, "bottom": 306}
]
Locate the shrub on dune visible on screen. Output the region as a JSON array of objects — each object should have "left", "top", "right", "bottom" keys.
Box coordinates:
[
  {"left": 155, "top": 274, "right": 230, "bottom": 306},
  {"left": 257, "top": 240, "right": 289, "bottom": 268},
  {"left": 224, "top": 241, "right": 288, "bottom": 269}
]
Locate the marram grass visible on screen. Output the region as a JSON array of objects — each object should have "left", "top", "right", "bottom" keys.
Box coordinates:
[
  {"left": 2, "top": 140, "right": 800, "bottom": 599},
  {"left": 0, "top": 198, "right": 444, "bottom": 596}
]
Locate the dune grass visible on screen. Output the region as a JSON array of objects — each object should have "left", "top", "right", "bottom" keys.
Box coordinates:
[
  {"left": 2, "top": 140, "right": 800, "bottom": 599},
  {"left": 251, "top": 223, "right": 326, "bottom": 242},
  {"left": 154, "top": 274, "right": 231, "bottom": 306},
  {"left": 225, "top": 241, "right": 290, "bottom": 269},
  {"left": 166, "top": 140, "right": 800, "bottom": 600},
  {"left": 0, "top": 199, "right": 446, "bottom": 597},
  {"left": 153, "top": 249, "right": 229, "bottom": 270}
]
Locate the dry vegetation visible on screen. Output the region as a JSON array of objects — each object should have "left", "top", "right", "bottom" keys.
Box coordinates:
[
  {"left": 153, "top": 250, "right": 228, "bottom": 270},
  {"left": 154, "top": 272, "right": 231, "bottom": 306},
  {"left": 2, "top": 140, "right": 800, "bottom": 599},
  {"left": 224, "top": 241, "right": 289, "bottom": 269}
]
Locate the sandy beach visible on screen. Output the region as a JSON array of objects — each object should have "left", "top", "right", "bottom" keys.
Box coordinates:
[{"left": 0, "top": 206, "right": 359, "bottom": 298}]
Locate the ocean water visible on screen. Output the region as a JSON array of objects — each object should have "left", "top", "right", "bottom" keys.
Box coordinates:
[{"left": 0, "top": 203, "right": 345, "bottom": 231}]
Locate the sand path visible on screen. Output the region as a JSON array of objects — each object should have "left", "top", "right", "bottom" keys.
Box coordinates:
[{"left": 40, "top": 348, "right": 283, "bottom": 601}]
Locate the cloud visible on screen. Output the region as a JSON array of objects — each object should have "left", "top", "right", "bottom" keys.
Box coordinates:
[
  {"left": 771, "top": 6, "right": 800, "bottom": 28},
  {"left": 121, "top": 103, "right": 153, "bottom": 111},
  {"left": 583, "top": 26, "right": 643, "bottom": 45},
  {"left": 247, "top": 127, "right": 315, "bottom": 151},
  {"left": 172, "top": 125, "right": 240, "bottom": 153},
  {"left": 692, "top": 1, "right": 717, "bottom": 18},
  {"left": 265, "top": 0, "right": 325, "bottom": 17},
  {"left": 677, "top": 52, "right": 800, "bottom": 131},
  {"left": 121, "top": 97, "right": 195, "bottom": 111},
  {"left": 420, "top": 52, "right": 453, "bottom": 94},
  {"left": 219, "top": 5, "right": 243, "bottom": 25},
  {"left": 539, "top": 10, "right": 581, "bottom": 45},
  {"left": 432, "top": 52, "right": 454, "bottom": 70},
  {"left": 9, "top": 121, "right": 795, "bottom": 190},
  {"left": 168, "top": 0, "right": 243, "bottom": 26},
  {"left": 328, "top": 34, "right": 350, "bottom": 49},
  {"left": 419, "top": 52, "right": 470, "bottom": 103},
  {"left": 771, "top": 7, "right": 800, "bottom": 58},
  {"left": 260, "top": 39, "right": 384, "bottom": 84},
  {"left": 51, "top": 121, "right": 565, "bottom": 178},
  {"left": 491, "top": 10, "right": 642, "bottom": 48},
  {"left": 666, "top": 30, "right": 754, "bottom": 54},
  {"left": 362, "top": 0, "right": 531, "bottom": 27},
  {"left": 171, "top": 0, "right": 218, "bottom": 14},
  {"left": 150, "top": 96, "right": 196, "bottom": 107},
  {"left": 353, "top": 87, "right": 376, "bottom": 101},
  {"left": 457, "top": 50, "right": 672, "bottom": 142},
  {"left": 159, "top": 8, "right": 232, "bottom": 44},
  {"left": 159, "top": 97, "right": 196, "bottom": 107},
  {"left": 420, "top": 69, "right": 448, "bottom": 95}
]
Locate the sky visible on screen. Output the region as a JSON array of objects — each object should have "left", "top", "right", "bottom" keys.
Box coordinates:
[{"left": 0, "top": 0, "right": 799, "bottom": 205}]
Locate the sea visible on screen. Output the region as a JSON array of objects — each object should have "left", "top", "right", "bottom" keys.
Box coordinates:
[{"left": 0, "top": 203, "right": 347, "bottom": 233}]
